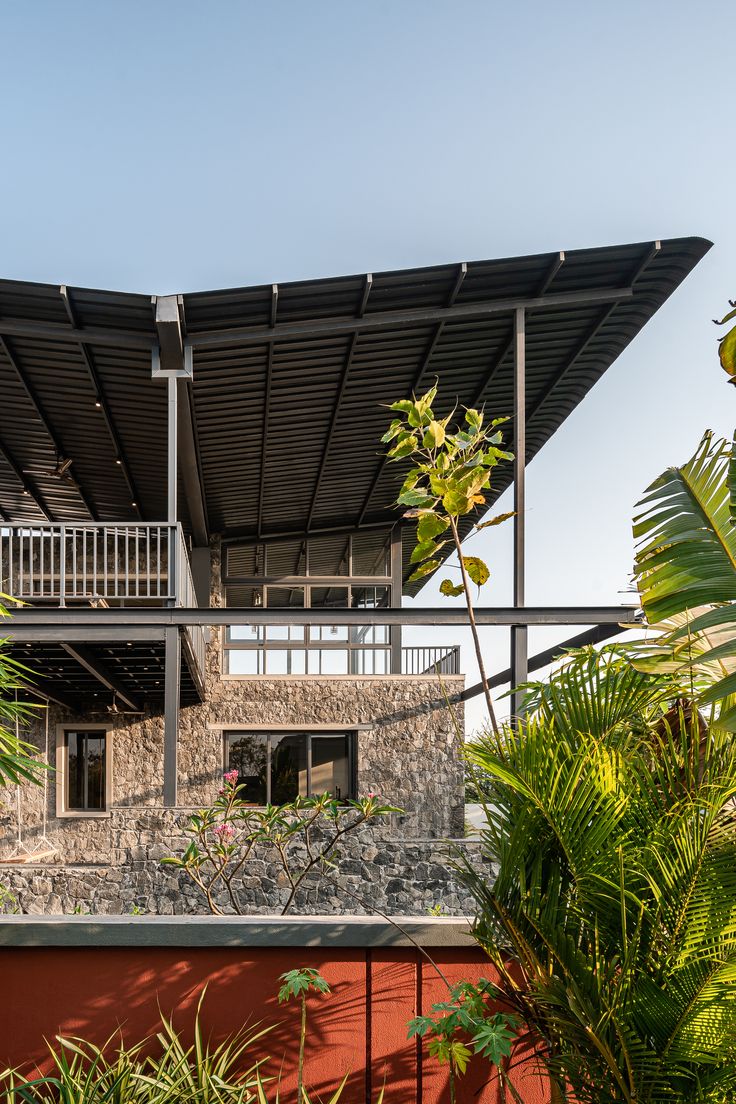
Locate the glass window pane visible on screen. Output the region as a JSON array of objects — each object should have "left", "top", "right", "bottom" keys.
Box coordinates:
[
  {"left": 265, "top": 586, "right": 305, "bottom": 609},
  {"left": 265, "top": 541, "right": 305, "bottom": 576},
  {"left": 226, "top": 544, "right": 264, "bottom": 577},
  {"left": 309, "top": 648, "right": 348, "bottom": 674},
  {"left": 308, "top": 536, "right": 348, "bottom": 577},
  {"left": 66, "top": 731, "right": 106, "bottom": 812},
  {"left": 271, "top": 734, "right": 308, "bottom": 803},
  {"left": 226, "top": 734, "right": 268, "bottom": 805},
  {"left": 67, "top": 732, "right": 84, "bottom": 810},
  {"left": 227, "top": 649, "right": 263, "bottom": 675},
  {"left": 351, "top": 532, "right": 390, "bottom": 576},
  {"left": 225, "top": 585, "right": 264, "bottom": 609},
  {"left": 311, "top": 736, "right": 351, "bottom": 800},
  {"left": 310, "top": 586, "right": 349, "bottom": 609}
]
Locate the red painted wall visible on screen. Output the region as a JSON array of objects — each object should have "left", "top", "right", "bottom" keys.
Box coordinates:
[{"left": 0, "top": 945, "right": 549, "bottom": 1104}]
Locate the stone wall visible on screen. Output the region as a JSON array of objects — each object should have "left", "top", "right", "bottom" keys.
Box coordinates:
[
  {"left": 0, "top": 535, "right": 468, "bottom": 914},
  {"left": 1, "top": 807, "right": 486, "bottom": 917}
]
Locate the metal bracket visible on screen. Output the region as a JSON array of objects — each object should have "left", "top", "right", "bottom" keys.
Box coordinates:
[{"left": 151, "top": 345, "right": 193, "bottom": 379}]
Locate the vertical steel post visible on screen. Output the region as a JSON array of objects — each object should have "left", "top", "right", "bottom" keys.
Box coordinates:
[
  {"left": 390, "top": 527, "right": 403, "bottom": 674},
  {"left": 163, "top": 625, "right": 181, "bottom": 807},
  {"left": 510, "top": 307, "right": 528, "bottom": 720},
  {"left": 164, "top": 373, "right": 179, "bottom": 806}
]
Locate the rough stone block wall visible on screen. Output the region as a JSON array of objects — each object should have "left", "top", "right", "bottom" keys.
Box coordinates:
[
  {"left": 1, "top": 807, "right": 487, "bottom": 917},
  {"left": 0, "top": 535, "right": 469, "bottom": 914}
]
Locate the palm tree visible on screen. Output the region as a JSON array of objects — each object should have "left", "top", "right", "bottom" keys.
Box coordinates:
[{"left": 460, "top": 646, "right": 736, "bottom": 1103}]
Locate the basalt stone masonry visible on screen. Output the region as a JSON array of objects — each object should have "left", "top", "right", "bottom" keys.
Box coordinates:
[{"left": 0, "top": 538, "right": 468, "bottom": 915}]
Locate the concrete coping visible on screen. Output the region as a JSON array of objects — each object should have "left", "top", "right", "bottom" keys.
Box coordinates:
[{"left": 0, "top": 914, "right": 477, "bottom": 949}]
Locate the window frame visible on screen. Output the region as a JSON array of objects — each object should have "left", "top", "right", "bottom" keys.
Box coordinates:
[
  {"left": 55, "top": 724, "right": 113, "bottom": 818},
  {"left": 222, "top": 728, "right": 357, "bottom": 806}
]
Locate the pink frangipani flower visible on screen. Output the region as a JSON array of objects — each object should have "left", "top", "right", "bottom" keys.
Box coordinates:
[
  {"left": 213, "top": 823, "right": 235, "bottom": 840},
  {"left": 223, "top": 769, "right": 239, "bottom": 786}
]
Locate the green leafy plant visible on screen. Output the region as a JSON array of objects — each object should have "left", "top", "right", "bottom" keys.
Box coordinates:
[
  {"left": 714, "top": 299, "right": 736, "bottom": 382},
  {"left": 632, "top": 429, "right": 736, "bottom": 726},
  {"left": 408, "top": 979, "right": 517, "bottom": 1104},
  {"left": 459, "top": 644, "right": 736, "bottom": 1103},
  {"left": 277, "top": 969, "right": 330, "bottom": 1104},
  {"left": 0, "top": 995, "right": 272, "bottom": 1104},
  {"left": 163, "top": 775, "right": 400, "bottom": 915},
  {"left": 382, "top": 383, "right": 514, "bottom": 731},
  {"left": 0, "top": 596, "right": 48, "bottom": 788}
]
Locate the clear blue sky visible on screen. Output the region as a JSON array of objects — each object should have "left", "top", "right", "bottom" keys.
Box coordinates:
[{"left": 1, "top": 1, "right": 734, "bottom": 730}]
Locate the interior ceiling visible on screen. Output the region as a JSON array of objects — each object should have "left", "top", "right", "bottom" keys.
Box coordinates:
[{"left": 0, "top": 237, "right": 711, "bottom": 592}]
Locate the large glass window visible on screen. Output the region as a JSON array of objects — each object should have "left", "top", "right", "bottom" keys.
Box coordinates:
[
  {"left": 66, "top": 730, "right": 107, "bottom": 811},
  {"left": 225, "top": 731, "right": 354, "bottom": 804}
]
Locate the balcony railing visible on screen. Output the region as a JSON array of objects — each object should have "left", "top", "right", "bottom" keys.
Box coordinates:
[
  {"left": 224, "top": 625, "right": 461, "bottom": 677},
  {"left": 0, "top": 522, "right": 205, "bottom": 683}
]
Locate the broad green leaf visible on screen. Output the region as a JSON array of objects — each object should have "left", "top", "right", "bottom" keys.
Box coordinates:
[
  {"left": 407, "top": 558, "right": 441, "bottom": 583},
  {"left": 387, "top": 438, "right": 416, "bottom": 460},
  {"left": 465, "top": 407, "right": 482, "bottom": 430},
  {"left": 423, "top": 420, "right": 446, "bottom": 448},
  {"left": 417, "top": 513, "right": 449, "bottom": 541},
  {"left": 442, "top": 489, "right": 473, "bottom": 515},
  {"left": 397, "top": 488, "right": 436, "bottom": 508},
  {"left": 388, "top": 398, "right": 415, "bottom": 414},
  {"left": 463, "top": 556, "right": 489, "bottom": 586},
  {"left": 718, "top": 325, "right": 736, "bottom": 378},
  {"left": 410, "top": 539, "right": 445, "bottom": 564},
  {"left": 439, "top": 578, "right": 464, "bottom": 597},
  {"left": 380, "top": 419, "right": 402, "bottom": 444},
  {"left": 476, "top": 510, "right": 516, "bottom": 530}
]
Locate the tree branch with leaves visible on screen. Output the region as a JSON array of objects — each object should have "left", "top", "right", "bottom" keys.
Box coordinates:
[{"left": 382, "top": 383, "right": 514, "bottom": 733}]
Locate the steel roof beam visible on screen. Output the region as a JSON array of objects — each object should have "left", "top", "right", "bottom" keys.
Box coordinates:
[
  {"left": 0, "top": 434, "right": 53, "bottom": 520},
  {"left": 305, "top": 272, "right": 374, "bottom": 530},
  {"left": 0, "top": 317, "right": 155, "bottom": 349},
  {"left": 9, "top": 605, "right": 641, "bottom": 628},
  {"left": 60, "top": 286, "right": 142, "bottom": 521},
  {"left": 61, "top": 642, "right": 143, "bottom": 712},
  {"left": 356, "top": 262, "right": 468, "bottom": 526},
  {"left": 0, "top": 333, "right": 97, "bottom": 520},
  {"left": 186, "top": 284, "right": 635, "bottom": 350}
]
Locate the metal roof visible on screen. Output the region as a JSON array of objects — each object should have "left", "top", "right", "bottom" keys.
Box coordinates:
[{"left": 0, "top": 236, "right": 710, "bottom": 591}]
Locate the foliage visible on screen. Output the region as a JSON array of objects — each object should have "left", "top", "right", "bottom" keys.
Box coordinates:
[
  {"left": 162, "top": 775, "right": 401, "bottom": 915},
  {"left": 383, "top": 383, "right": 514, "bottom": 731},
  {"left": 633, "top": 430, "right": 736, "bottom": 726},
  {"left": 278, "top": 969, "right": 330, "bottom": 1104},
  {"left": 0, "top": 995, "right": 272, "bottom": 1104},
  {"left": 0, "top": 595, "right": 47, "bottom": 788},
  {"left": 408, "top": 979, "right": 517, "bottom": 1104},
  {"left": 460, "top": 645, "right": 736, "bottom": 1103},
  {"left": 713, "top": 300, "right": 736, "bottom": 381}
]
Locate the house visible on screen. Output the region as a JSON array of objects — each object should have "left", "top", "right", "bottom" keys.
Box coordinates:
[{"left": 0, "top": 237, "right": 709, "bottom": 913}]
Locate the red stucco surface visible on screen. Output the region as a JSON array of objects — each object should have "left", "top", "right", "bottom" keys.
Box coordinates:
[{"left": 0, "top": 945, "right": 548, "bottom": 1103}]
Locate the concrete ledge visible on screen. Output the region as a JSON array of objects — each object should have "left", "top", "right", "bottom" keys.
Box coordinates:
[{"left": 0, "top": 914, "right": 477, "bottom": 949}]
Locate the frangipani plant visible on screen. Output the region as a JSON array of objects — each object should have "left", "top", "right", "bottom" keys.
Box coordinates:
[{"left": 382, "top": 382, "right": 514, "bottom": 731}]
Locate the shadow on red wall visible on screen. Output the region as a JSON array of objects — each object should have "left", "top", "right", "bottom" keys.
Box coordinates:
[{"left": 0, "top": 944, "right": 549, "bottom": 1104}]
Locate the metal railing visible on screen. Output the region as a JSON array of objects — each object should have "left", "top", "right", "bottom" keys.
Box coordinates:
[
  {"left": 0, "top": 523, "right": 180, "bottom": 604},
  {"left": 0, "top": 522, "right": 206, "bottom": 683},
  {"left": 401, "top": 645, "right": 461, "bottom": 675}
]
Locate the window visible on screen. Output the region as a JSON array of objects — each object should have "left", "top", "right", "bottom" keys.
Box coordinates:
[
  {"left": 58, "top": 728, "right": 111, "bottom": 814},
  {"left": 224, "top": 731, "right": 355, "bottom": 804}
]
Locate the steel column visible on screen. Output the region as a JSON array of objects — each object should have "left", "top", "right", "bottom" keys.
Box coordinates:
[
  {"left": 390, "top": 527, "right": 403, "bottom": 674},
  {"left": 163, "top": 626, "right": 181, "bottom": 807},
  {"left": 510, "top": 307, "right": 528, "bottom": 719}
]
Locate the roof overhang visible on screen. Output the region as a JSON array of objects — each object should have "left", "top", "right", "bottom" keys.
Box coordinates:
[{"left": 0, "top": 236, "right": 711, "bottom": 592}]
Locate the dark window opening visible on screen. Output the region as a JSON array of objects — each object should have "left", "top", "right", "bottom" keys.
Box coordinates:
[
  {"left": 225, "top": 731, "right": 355, "bottom": 804},
  {"left": 66, "top": 730, "right": 107, "bottom": 811}
]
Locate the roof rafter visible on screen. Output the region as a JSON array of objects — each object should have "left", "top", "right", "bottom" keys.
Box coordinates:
[
  {"left": 61, "top": 642, "right": 142, "bottom": 713},
  {"left": 0, "top": 433, "right": 52, "bottom": 520},
  {"left": 0, "top": 333, "right": 97, "bottom": 519},
  {"left": 305, "top": 272, "right": 374, "bottom": 530},
  {"left": 60, "top": 286, "right": 141, "bottom": 521},
  {"left": 357, "top": 262, "right": 467, "bottom": 525}
]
